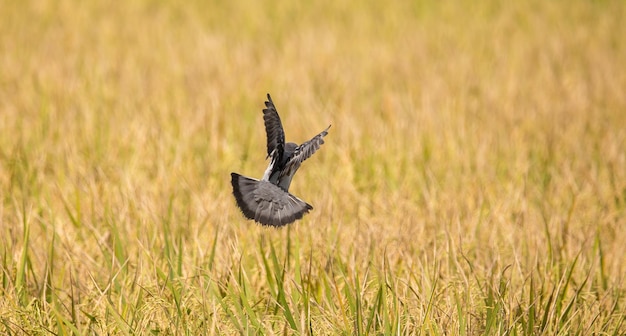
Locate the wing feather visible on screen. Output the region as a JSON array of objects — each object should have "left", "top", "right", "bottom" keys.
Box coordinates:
[
  {"left": 280, "top": 125, "right": 331, "bottom": 179},
  {"left": 263, "top": 94, "right": 285, "bottom": 161}
]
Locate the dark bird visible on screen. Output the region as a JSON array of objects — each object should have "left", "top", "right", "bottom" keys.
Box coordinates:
[{"left": 231, "top": 94, "right": 330, "bottom": 227}]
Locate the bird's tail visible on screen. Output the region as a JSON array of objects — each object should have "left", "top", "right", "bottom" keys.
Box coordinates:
[{"left": 231, "top": 172, "right": 313, "bottom": 227}]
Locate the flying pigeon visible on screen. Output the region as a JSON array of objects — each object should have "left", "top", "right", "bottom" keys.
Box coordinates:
[{"left": 231, "top": 94, "right": 330, "bottom": 227}]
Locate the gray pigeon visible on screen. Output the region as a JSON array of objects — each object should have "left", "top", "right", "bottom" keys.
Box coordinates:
[{"left": 231, "top": 94, "right": 330, "bottom": 227}]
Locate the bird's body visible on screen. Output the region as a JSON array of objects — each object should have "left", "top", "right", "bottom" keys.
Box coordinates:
[
  {"left": 262, "top": 142, "right": 298, "bottom": 191},
  {"left": 231, "top": 94, "right": 330, "bottom": 227}
]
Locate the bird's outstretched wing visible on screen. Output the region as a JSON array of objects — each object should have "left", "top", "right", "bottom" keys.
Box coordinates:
[
  {"left": 293, "top": 125, "right": 331, "bottom": 164},
  {"left": 263, "top": 94, "right": 285, "bottom": 161},
  {"left": 279, "top": 125, "right": 331, "bottom": 179},
  {"left": 231, "top": 173, "right": 313, "bottom": 227}
]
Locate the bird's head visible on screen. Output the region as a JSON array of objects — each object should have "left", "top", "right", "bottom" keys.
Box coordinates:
[{"left": 285, "top": 142, "right": 298, "bottom": 154}]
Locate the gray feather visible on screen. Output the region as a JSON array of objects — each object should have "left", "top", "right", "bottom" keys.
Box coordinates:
[{"left": 231, "top": 173, "right": 313, "bottom": 227}]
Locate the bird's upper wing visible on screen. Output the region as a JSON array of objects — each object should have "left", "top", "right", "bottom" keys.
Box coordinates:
[
  {"left": 263, "top": 94, "right": 285, "bottom": 161},
  {"left": 281, "top": 125, "right": 331, "bottom": 177}
]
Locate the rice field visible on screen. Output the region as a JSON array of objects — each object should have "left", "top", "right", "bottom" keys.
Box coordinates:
[{"left": 1, "top": 0, "right": 625, "bottom": 334}]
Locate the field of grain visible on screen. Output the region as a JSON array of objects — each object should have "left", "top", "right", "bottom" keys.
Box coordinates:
[{"left": 1, "top": 0, "right": 625, "bottom": 334}]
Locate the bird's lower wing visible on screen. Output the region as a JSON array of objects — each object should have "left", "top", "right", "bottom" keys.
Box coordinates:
[
  {"left": 231, "top": 173, "right": 313, "bottom": 227},
  {"left": 279, "top": 125, "right": 331, "bottom": 180}
]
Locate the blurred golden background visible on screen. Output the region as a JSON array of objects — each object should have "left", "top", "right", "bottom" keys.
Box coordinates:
[{"left": 1, "top": 0, "right": 625, "bottom": 334}]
